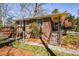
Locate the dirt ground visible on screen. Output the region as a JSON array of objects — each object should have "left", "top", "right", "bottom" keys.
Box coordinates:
[{"left": 0, "top": 46, "right": 33, "bottom": 56}]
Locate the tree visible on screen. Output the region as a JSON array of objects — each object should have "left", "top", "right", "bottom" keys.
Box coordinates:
[
  {"left": 77, "top": 9, "right": 79, "bottom": 15},
  {"left": 73, "top": 17, "right": 79, "bottom": 32},
  {"left": 0, "top": 4, "right": 6, "bottom": 26},
  {"left": 19, "top": 3, "right": 32, "bottom": 18},
  {"left": 0, "top": 4, "right": 12, "bottom": 26},
  {"left": 31, "top": 3, "right": 48, "bottom": 17},
  {"left": 19, "top": 3, "right": 48, "bottom": 42},
  {"left": 72, "top": 10, "right": 79, "bottom": 32},
  {"left": 30, "top": 22, "right": 41, "bottom": 38},
  {"left": 0, "top": 20, "right": 2, "bottom": 28},
  {"left": 19, "top": 3, "right": 48, "bottom": 18},
  {"left": 52, "top": 9, "right": 59, "bottom": 14}
]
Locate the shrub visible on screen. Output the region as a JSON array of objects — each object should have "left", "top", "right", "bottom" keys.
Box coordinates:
[
  {"left": 30, "top": 22, "right": 42, "bottom": 38},
  {"left": 61, "top": 34, "right": 79, "bottom": 46}
]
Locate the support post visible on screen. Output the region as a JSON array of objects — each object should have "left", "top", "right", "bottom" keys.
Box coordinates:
[
  {"left": 57, "top": 16, "right": 61, "bottom": 45},
  {"left": 23, "top": 20, "right": 25, "bottom": 43},
  {"left": 16, "top": 23, "right": 18, "bottom": 41}
]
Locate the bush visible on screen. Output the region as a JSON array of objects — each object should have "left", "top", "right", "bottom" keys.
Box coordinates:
[
  {"left": 61, "top": 34, "right": 79, "bottom": 46},
  {"left": 30, "top": 22, "right": 42, "bottom": 38}
]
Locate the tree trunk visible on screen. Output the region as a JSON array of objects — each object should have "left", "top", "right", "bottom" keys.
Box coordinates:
[
  {"left": 33, "top": 3, "right": 38, "bottom": 16},
  {"left": 2, "top": 17, "right": 5, "bottom": 27}
]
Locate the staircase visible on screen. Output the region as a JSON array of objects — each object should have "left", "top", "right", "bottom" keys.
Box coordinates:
[{"left": 49, "top": 32, "right": 58, "bottom": 46}]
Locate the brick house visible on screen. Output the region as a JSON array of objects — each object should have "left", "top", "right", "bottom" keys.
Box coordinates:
[{"left": 15, "top": 13, "right": 68, "bottom": 45}]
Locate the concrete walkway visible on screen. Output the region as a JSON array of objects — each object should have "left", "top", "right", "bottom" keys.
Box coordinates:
[{"left": 24, "top": 42, "right": 79, "bottom": 55}]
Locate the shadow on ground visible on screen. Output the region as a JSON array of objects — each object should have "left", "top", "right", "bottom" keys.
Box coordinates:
[
  {"left": 0, "top": 36, "right": 15, "bottom": 56},
  {"left": 40, "top": 38, "right": 56, "bottom": 56},
  {"left": 0, "top": 36, "right": 15, "bottom": 48}
]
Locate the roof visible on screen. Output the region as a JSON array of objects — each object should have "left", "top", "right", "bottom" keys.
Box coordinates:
[{"left": 15, "top": 13, "right": 69, "bottom": 22}]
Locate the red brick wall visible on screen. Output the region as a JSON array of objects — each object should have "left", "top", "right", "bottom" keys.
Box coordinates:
[{"left": 42, "top": 19, "right": 52, "bottom": 41}]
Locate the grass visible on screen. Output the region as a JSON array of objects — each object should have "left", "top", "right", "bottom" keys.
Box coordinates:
[
  {"left": 12, "top": 41, "right": 79, "bottom": 56},
  {"left": 12, "top": 41, "right": 49, "bottom": 56}
]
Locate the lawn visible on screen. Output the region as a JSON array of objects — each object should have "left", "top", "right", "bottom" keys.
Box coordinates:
[
  {"left": 12, "top": 41, "right": 79, "bottom": 56},
  {"left": 12, "top": 41, "right": 49, "bottom": 56}
]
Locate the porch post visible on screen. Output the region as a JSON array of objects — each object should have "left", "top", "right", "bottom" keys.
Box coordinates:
[
  {"left": 23, "top": 20, "right": 25, "bottom": 42},
  {"left": 57, "top": 16, "right": 61, "bottom": 45},
  {"left": 16, "top": 22, "right": 18, "bottom": 40}
]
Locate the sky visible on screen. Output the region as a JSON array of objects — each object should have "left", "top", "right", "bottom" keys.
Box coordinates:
[
  {"left": 7, "top": 3, "right": 79, "bottom": 19},
  {"left": 43, "top": 3, "right": 79, "bottom": 16}
]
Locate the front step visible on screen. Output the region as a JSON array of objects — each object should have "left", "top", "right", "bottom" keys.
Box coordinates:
[{"left": 49, "top": 33, "right": 58, "bottom": 46}]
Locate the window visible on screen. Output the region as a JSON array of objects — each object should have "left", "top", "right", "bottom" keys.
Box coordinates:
[
  {"left": 52, "top": 22, "right": 58, "bottom": 31},
  {"left": 36, "top": 19, "right": 43, "bottom": 26},
  {"left": 16, "top": 21, "right": 20, "bottom": 25}
]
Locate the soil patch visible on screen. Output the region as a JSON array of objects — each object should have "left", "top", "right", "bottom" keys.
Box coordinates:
[{"left": 0, "top": 46, "right": 33, "bottom": 56}]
